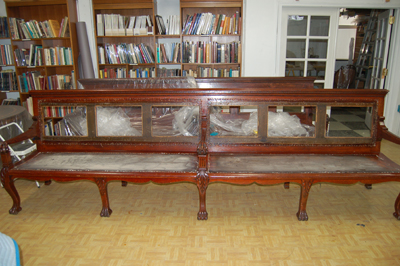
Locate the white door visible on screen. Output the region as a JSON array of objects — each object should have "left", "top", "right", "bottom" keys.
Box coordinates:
[
  {"left": 370, "top": 9, "right": 393, "bottom": 89},
  {"left": 280, "top": 7, "right": 339, "bottom": 88}
]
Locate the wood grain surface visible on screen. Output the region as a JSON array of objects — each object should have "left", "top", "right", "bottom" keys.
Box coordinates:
[{"left": 1, "top": 140, "right": 399, "bottom": 266}]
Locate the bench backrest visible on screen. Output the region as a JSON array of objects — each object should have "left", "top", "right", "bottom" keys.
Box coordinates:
[{"left": 30, "top": 78, "right": 388, "bottom": 155}]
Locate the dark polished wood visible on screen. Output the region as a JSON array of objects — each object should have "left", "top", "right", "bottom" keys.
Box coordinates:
[{"left": 1, "top": 77, "right": 400, "bottom": 221}]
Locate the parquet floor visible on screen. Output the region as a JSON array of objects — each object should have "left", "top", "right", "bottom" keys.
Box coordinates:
[{"left": 1, "top": 140, "right": 400, "bottom": 266}]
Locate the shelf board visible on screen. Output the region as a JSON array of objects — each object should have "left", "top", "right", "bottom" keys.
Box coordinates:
[{"left": 97, "top": 35, "right": 154, "bottom": 38}]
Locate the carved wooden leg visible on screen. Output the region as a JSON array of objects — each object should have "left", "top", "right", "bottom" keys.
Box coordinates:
[
  {"left": 1, "top": 168, "right": 22, "bottom": 215},
  {"left": 284, "top": 182, "right": 290, "bottom": 189},
  {"left": 296, "top": 179, "right": 313, "bottom": 221},
  {"left": 365, "top": 184, "right": 372, "bottom": 189},
  {"left": 196, "top": 170, "right": 209, "bottom": 220},
  {"left": 95, "top": 178, "right": 112, "bottom": 217},
  {"left": 393, "top": 193, "right": 400, "bottom": 220},
  {"left": 121, "top": 181, "right": 127, "bottom": 187}
]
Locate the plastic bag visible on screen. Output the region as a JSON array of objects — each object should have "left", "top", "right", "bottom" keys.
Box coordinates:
[
  {"left": 268, "top": 112, "right": 314, "bottom": 137},
  {"left": 210, "top": 111, "right": 257, "bottom": 136},
  {"left": 96, "top": 107, "right": 141, "bottom": 136}
]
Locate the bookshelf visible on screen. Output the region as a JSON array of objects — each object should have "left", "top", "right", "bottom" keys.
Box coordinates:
[
  {"left": 4, "top": 0, "right": 80, "bottom": 107},
  {"left": 93, "top": 0, "right": 157, "bottom": 79},
  {"left": 93, "top": 0, "right": 243, "bottom": 79},
  {"left": 180, "top": 0, "right": 242, "bottom": 78}
]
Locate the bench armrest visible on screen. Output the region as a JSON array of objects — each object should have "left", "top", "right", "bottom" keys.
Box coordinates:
[
  {"left": 379, "top": 116, "right": 400, "bottom": 145},
  {"left": 2, "top": 117, "right": 39, "bottom": 146}
]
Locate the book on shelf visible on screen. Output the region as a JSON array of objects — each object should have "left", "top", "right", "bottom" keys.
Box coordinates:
[
  {"left": 0, "top": 44, "right": 14, "bottom": 66},
  {"left": 0, "top": 17, "right": 9, "bottom": 38},
  {"left": 9, "top": 18, "right": 68, "bottom": 39},
  {"left": 128, "top": 67, "right": 155, "bottom": 78},
  {"left": 100, "top": 14, "right": 153, "bottom": 36},
  {"left": 99, "top": 43, "right": 155, "bottom": 65},
  {"left": 43, "top": 47, "right": 73, "bottom": 66},
  {"left": 18, "top": 72, "right": 75, "bottom": 91},
  {"left": 156, "top": 42, "right": 181, "bottom": 63},
  {"left": 2, "top": 98, "right": 20, "bottom": 105},
  {"left": 155, "top": 15, "right": 179, "bottom": 35},
  {"left": 157, "top": 68, "right": 181, "bottom": 77},
  {"left": 183, "top": 66, "right": 240, "bottom": 78},
  {"left": 182, "top": 41, "right": 240, "bottom": 64},
  {"left": 99, "top": 67, "right": 127, "bottom": 79},
  {"left": 182, "top": 12, "right": 241, "bottom": 35},
  {"left": 0, "top": 70, "right": 18, "bottom": 91}
]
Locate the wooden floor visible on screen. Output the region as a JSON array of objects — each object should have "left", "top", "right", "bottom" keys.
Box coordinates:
[{"left": 1, "top": 140, "right": 400, "bottom": 266}]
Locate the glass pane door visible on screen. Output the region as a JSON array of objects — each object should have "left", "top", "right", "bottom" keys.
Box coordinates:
[{"left": 280, "top": 8, "right": 339, "bottom": 89}]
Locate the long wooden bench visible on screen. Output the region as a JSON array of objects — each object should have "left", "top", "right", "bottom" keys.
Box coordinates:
[{"left": 2, "top": 77, "right": 400, "bottom": 221}]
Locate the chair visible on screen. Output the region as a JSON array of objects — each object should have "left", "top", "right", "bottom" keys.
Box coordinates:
[{"left": 0, "top": 122, "right": 39, "bottom": 188}]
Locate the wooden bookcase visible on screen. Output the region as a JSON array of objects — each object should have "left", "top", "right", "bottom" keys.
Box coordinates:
[
  {"left": 5, "top": 0, "right": 80, "bottom": 107},
  {"left": 93, "top": 0, "right": 243, "bottom": 79},
  {"left": 93, "top": 0, "right": 156, "bottom": 79},
  {"left": 180, "top": 0, "right": 243, "bottom": 78}
]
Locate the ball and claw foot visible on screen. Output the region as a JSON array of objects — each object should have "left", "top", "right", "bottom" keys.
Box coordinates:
[
  {"left": 296, "top": 211, "right": 308, "bottom": 221},
  {"left": 9, "top": 206, "right": 22, "bottom": 215},
  {"left": 100, "top": 208, "right": 112, "bottom": 217},
  {"left": 365, "top": 184, "right": 372, "bottom": 189},
  {"left": 393, "top": 212, "right": 400, "bottom": 220},
  {"left": 197, "top": 211, "right": 208, "bottom": 220}
]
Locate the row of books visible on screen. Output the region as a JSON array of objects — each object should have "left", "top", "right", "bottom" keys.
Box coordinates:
[
  {"left": 0, "top": 44, "right": 14, "bottom": 66},
  {"left": 0, "top": 17, "right": 9, "bottom": 38},
  {"left": 43, "top": 106, "right": 76, "bottom": 118},
  {"left": 97, "top": 14, "right": 153, "bottom": 36},
  {"left": 182, "top": 12, "right": 241, "bottom": 35},
  {"left": 98, "top": 43, "right": 155, "bottom": 65},
  {"left": 19, "top": 71, "right": 76, "bottom": 92},
  {"left": 99, "top": 67, "right": 127, "bottom": 79},
  {"left": 14, "top": 45, "right": 73, "bottom": 67},
  {"left": 9, "top": 17, "right": 69, "bottom": 40},
  {"left": 182, "top": 67, "right": 240, "bottom": 78},
  {"left": 129, "top": 67, "right": 156, "bottom": 78},
  {"left": 182, "top": 41, "right": 241, "bottom": 64},
  {"left": 0, "top": 70, "right": 18, "bottom": 91},
  {"left": 155, "top": 15, "right": 180, "bottom": 35},
  {"left": 2, "top": 98, "right": 19, "bottom": 105},
  {"left": 156, "top": 43, "right": 181, "bottom": 63}
]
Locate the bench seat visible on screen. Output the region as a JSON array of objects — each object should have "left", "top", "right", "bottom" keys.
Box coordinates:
[
  {"left": 12, "top": 153, "right": 198, "bottom": 172},
  {"left": 209, "top": 154, "right": 400, "bottom": 174}
]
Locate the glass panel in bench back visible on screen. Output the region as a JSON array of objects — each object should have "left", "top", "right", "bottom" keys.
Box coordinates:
[
  {"left": 95, "top": 106, "right": 142, "bottom": 136},
  {"left": 43, "top": 106, "right": 87, "bottom": 136},
  {"left": 152, "top": 106, "right": 199, "bottom": 136},
  {"left": 210, "top": 106, "right": 258, "bottom": 136},
  {"left": 327, "top": 107, "right": 372, "bottom": 137},
  {"left": 267, "top": 106, "right": 316, "bottom": 137}
]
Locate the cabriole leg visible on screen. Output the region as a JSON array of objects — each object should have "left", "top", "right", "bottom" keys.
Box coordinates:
[
  {"left": 95, "top": 178, "right": 112, "bottom": 217},
  {"left": 1, "top": 169, "right": 22, "bottom": 215},
  {"left": 196, "top": 171, "right": 209, "bottom": 220},
  {"left": 393, "top": 193, "right": 400, "bottom": 220},
  {"left": 296, "top": 179, "right": 313, "bottom": 221}
]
